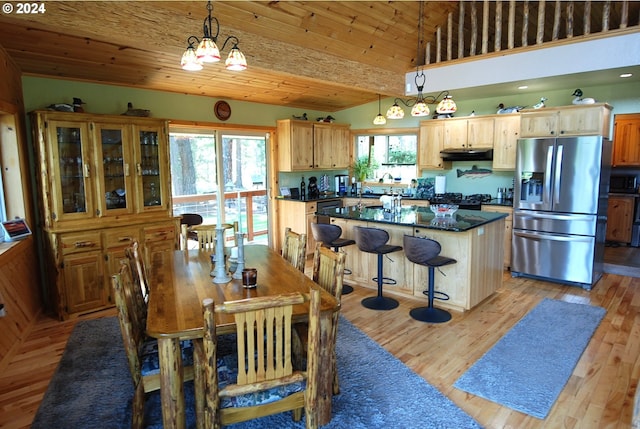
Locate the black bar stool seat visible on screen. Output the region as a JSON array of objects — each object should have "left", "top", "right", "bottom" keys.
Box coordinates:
[
  {"left": 403, "top": 235, "right": 457, "bottom": 323},
  {"left": 310, "top": 223, "right": 356, "bottom": 294},
  {"left": 354, "top": 226, "right": 403, "bottom": 310}
]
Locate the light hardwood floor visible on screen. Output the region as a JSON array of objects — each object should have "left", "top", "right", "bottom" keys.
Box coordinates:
[{"left": 1, "top": 269, "right": 638, "bottom": 429}]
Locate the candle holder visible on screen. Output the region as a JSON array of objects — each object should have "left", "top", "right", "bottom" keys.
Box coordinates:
[
  {"left": 232, "top": 232, "right": 246, "bottom": 279},
  {"left": 212, "top": 227, "right": 232, "bottom": 283}
]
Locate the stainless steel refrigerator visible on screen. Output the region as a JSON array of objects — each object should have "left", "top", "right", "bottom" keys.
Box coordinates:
[{"left": 511, "top": 136, "right": 611, "bottom": 290}]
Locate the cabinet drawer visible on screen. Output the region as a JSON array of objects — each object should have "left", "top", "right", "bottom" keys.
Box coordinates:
[
  {"left": 306, "top": 202, "right": 317, "bottom": 213},
  {"left": 144, "top": 225, "right": 176, "bottom": 243},
  {"left": 60, "top": 232, "right": 102, "bottom": 255},
  {"left": 104, "top": 227, "right": 141, "bottom": 249}
]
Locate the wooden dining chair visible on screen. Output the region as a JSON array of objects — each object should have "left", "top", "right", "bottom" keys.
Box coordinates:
[
  {"left": 188, "top": 222, "right": 240, "bottom": 252},
  {"left": 180, "top": 213, "right": 204, "bottom": 249},
  {"left": 202, "top": 289, "right": 321, "bottom": 429},
  {"left": 282, "top": 227, "right": 307, "bottom": 272},
  {"left": 124, "top": 241, "right": 149, "bottom": 324},
  {"left": 294, "top": 243, "right": 345, "bottom": 395},
  {"left": 112, "top": 263, "right": 198, "bottom": 429}
]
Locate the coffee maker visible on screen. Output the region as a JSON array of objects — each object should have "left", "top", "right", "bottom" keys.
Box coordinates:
[
  {"left": 335, "top": 175, "right": 348, "bottom": 196},
  {"left": 307, "top": 176, "right": 319, "bottom": 199}
]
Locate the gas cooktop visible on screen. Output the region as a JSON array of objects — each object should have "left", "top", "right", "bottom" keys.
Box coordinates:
[{"left": 428, "top": 193, "right": 492, "bottom": 210}]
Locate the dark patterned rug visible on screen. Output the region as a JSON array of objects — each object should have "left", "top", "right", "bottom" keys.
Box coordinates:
[{"left": 33, "top": 315, "right": 481, "bottom": 429}]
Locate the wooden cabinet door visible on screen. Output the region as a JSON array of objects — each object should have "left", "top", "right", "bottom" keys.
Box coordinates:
[
  {"left": 443, "top": 119, "right": 468, "bottom": 149},
  {"left": 492, "top": 115, "right": 520, "bottom": 170},
  {"left": 143, "top": 224, "right": 176, "bottom": 269},
  {"left": 612, "top": 114, "right": 640, "bottom": 167},
  {"left": 467, "top": 117, "right": 494, "bottom": 148},
  {"left": 305, "top": 201, "right": 318, "bottom": 255},
  {"left": 418, "top": 121, "right": 446, "bottom": 170},
  {"left": 330, "top": 217, "right": 369, "bottom": 286},
  {"left": 62, "top": 250, "right": 107, "bottom": 315},
  {"left": 277, "top": 120, "right": 314, "bottom": 171},
  {"left": 93, "top": 122, "right": 134, "bottom": 217},
  {"left": 520, "top": 111, "right": 559, "bottom": 137},
  {"left": 557, "top": 105, "right": 608, "bottom": 136},
  {"left": 606, "top": 196, "right": 635, "bottom": 243},
  {"left": 313, "top": 123, "right": 334, "bottom": 169},
  {"left": 46, "top": 119, "right": 95, "bottom": 222},
  {"left": 330, "top": 125, "right": 351, "bottom": 169},
  {"left": 132, "top": 123, "right": 170, "bottom": 214},
  {"left": 482, "top": 205, "right": 513, "bottom": 269}
]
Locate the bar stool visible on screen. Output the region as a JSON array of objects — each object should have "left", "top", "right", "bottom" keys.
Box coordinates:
[
  {"left": 310, "top": 223, "right": 355, "bottom": 294},
  {"left": 354, "top": 226, "right": 402, "bottom": 310},
  {"left": 403, "top": 235, "right": 456, "bottom": 323}
]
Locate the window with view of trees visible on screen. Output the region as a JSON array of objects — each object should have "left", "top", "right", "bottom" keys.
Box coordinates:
[{"left": 356, "top": 134, "right": 417, "bottom": 182}]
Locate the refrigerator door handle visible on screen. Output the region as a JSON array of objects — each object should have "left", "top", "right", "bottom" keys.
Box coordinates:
[
  {"left": 544, "top": 145, "right": 554, "bottom": 206},
  {"left": 554, "top": 144, "right": 563, "bottom": 205},
  {"left": 514, "top": 230, "right": 593, "bottom": 243},
  {"left": 516, "top": 211, "right": 583, "bottom": 221}
]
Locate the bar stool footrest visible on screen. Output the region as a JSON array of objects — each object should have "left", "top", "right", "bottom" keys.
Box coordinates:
[
  {"left": 410, "top": 306, "right": 452, "bottom": 323},
  {"left": 372, "top": 276, "right": 397, "bottom": 286},
  {"left": 421, "top": 289, "right": 450, "bottom": 301}
]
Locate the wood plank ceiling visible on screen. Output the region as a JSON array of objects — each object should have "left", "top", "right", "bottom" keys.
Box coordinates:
[{"left": 0, "top": 1, "right": 637, "bottom": 112}]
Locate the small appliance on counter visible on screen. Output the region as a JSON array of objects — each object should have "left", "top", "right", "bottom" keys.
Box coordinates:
[
  {"left": 335, "top": 174, "right": 348, "bottom": 196},
  {"left": 307, "top": 176, "right": 319, "bottom": 199}
]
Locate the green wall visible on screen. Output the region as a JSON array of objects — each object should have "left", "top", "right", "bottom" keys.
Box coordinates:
[{"left": 23, "top": 76, "right": 640, "bottom": 131}]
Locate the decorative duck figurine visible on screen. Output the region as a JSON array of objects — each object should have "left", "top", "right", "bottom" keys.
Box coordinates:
[
  {"left": 497, "top": 103, "right": 525, "bottom": 114},
  {"left": 47, "top": 97, "right": 86, "bottom": 112},
  {"left": 122, "top": 102, "right": 150, "bottom": 117},
  {"left": 532, "top": 97, "right": 548, "bottom": 109},
  {"left": 292, "top": 113, "right": 308, "bottom": 120},
  {"left": 572, "top": 89, "right": 595, "bottom": 104}
]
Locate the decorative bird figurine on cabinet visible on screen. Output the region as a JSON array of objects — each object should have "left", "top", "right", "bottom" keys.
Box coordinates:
[
  {"left": 572, "top": 89, "right": 596, "bottom": 104},
  {"left": 122, "top": 102, "right": 151, "bottom": 117},
  {"left": 532, "top": 97, "right": 548, "bottom": 109},
  {"left": 47, "top": 97, "right": 86, "bottom": 112},
  {"left": 497, "top": 103, "right": 525, "bottom": 114}
]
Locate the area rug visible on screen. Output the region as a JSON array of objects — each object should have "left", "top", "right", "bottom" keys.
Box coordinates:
[
  {"left": 33, "top": 315, "right": 481, "bottom": 429},
  {"left": 454, "top": 298, "right": 606, "bottom": 419}
]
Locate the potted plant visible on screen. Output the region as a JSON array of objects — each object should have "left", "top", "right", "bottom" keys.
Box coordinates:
[{"left": 350, "top": 156, "right": 378, "bottom": 182}]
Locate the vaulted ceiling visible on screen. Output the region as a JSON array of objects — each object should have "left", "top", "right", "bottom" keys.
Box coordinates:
[{"left": 0, "top": 1, "right": 637, "bottom": 112}]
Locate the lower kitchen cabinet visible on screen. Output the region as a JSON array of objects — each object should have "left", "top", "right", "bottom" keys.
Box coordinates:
[
  {"left": 48, "top": 220, "right": 177, "bottom": 319},
  {"left": 278, "top": 199, "right": 319, "bottom": 256},
  {"left": 606, "top": 195, "right": 635, "bottom": 243},
  {"left": 482, "top": 205, "right": 513, "bottom": 269}
]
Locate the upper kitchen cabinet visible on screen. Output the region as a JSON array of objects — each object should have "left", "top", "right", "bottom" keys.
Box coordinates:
[
  {"left": 443, "top": 116, "right": 494, "bottom": 149},
  {"left": 277, "top": 119, "right": 351, "bottom": 171},
  {"left": 520, "top": 103, "right": 612, "bottom": 139},
  {"left": 31, "top": 111, "right": 172, "bottom": 229},
  {"left": 612, "top": 113, "right": 640, "bottom": 167},
  {"left": 418, "top": 120, "right": 449, "bottom": 170},
  {"left": 492, "top": 114, "right": 521, "bottom": 170}
]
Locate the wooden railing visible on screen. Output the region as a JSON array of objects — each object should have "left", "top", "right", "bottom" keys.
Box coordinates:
[
  {"left": 426, "top": 0, "right": 639, "bottom": 65},
  {"left": 173, "top": 189, "right": 268, "bottom": 242}
]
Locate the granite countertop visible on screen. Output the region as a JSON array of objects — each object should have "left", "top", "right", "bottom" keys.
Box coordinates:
[{"left": 318, "top": 205, "right": 508, "bottom": 232}]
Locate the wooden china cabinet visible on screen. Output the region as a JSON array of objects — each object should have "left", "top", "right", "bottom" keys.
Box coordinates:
[{"left": 31, "top": 111, "right": 178, "bottom": 319}]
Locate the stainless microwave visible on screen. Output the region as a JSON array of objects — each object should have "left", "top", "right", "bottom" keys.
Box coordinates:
[{"left": 610, "top": 174, "right": 637, "bottom": 193}]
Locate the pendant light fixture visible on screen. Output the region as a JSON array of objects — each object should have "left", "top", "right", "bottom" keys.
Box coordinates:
[
  {"left": 180, "top": 1, "right": 247, "bottom": 72},
  {"left": 373, "top": 94, "right": 387, "bottom": 125},
  {"left": 386, "top": 1, "right": 456, "bottom": 119}
]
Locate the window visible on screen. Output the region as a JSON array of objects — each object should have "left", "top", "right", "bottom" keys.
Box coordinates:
[
  {"left": 169, "top": 128, "right": 269, "bottom": 244},
  {"left": 355, "top": 133, "right": 417, "bottom": 182}
]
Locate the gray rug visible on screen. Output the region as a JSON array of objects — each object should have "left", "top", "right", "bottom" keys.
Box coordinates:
[
  {"left": 33, "top": 315, "right": 481, "bottom": 429},
  {"left": 454, "top": 298, "right": 606, "bottom": 419}
]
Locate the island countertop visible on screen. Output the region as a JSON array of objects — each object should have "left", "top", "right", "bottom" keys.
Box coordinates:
[{"left": 318, "top": 205, "right": 508, "bottom": 232}]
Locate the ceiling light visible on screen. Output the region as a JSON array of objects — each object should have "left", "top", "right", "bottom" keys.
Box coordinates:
[
  {"left": 373, "top": 94, "right": 387, "bottom": 125},
  {"left": 620, "top": 73, "right": 633, "bottom": 78},
  {"left": 436, "top": 95, "right": 457, "bottom": 114},
  {"left": 181, "top": 1, "right": 247, "bottom": 72},
  {"left": 385, "top": 1, "right": 455, "bottom": 119}
]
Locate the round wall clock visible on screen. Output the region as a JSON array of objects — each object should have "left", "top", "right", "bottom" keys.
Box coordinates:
[{"left": 214, "top": 100, "right": 231, "bottom": 121}]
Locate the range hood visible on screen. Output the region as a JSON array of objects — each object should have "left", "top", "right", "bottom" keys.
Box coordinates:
[{"left": 440, "top": 148, "right": 493, "bottom": 161}]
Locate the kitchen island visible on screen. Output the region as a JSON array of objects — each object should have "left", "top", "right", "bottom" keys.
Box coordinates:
[{"left": 319, "top": 205, "right": 508, "bottom": 312}]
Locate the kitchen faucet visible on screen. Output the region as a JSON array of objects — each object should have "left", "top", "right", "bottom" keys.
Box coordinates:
[{"left": 380, "top": 172, "right": 394, "bottom": 183}]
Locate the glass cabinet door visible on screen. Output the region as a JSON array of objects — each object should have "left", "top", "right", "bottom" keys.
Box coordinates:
[
  {"left": 94, "top": 123, "right": 134, "bottom": 216},
  {"left": 135, "top": 125, "right": 168, "bottom": 212},
  {"left": 49, "top": 121, "right": 94, "bottom": 221}
]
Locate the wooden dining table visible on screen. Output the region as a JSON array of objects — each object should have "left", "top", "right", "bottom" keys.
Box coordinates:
[{"left": 146, "top": 244, "right": 340, "bottom": 429}]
